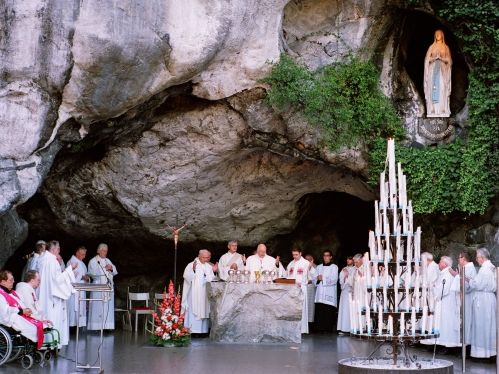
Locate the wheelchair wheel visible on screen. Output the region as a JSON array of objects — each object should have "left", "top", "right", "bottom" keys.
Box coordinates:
[
  {"left": 6, "top": 347, "right": 22, "bottom": 363},
  {"left": 21, "top": 354, "right": 34, "bottom": 370},
  {"left": 34, "top": 350, "right": 44, "bottom": 364},
  {"left": 0, "top": 327, "right": 13, "bottom": 366},
  {"left": 43, "top": 350, "right": 51, "bottom": 361}
]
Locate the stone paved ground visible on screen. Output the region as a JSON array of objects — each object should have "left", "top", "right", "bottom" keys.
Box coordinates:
[{"left": 0, "top": 330, "right": 495, "bottom": 373}]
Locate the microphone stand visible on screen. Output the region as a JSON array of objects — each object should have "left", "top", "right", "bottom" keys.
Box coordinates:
[
  {"left": 97, "top": 260, "right": 112, "bottom": 287},
  {"left": 433, "top": 278, "right": 446, "bottom": 362}
]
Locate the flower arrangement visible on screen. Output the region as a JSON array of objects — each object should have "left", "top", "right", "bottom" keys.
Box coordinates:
[{"left": 150, "top": 280, "right": 191, "bottom": 347}]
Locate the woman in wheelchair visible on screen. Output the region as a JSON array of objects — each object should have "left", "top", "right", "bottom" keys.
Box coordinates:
[{"left": 0, "top": 270, "right": 44, "bottom": 349}]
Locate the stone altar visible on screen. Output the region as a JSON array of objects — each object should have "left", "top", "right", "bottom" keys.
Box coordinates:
[{"left": 207, "top": 282, "right": 303, "bottom": 344}]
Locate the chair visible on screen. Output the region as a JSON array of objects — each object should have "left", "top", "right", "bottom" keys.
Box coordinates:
[
  {"left": 128, "top": 292, "right": 154, "bottom": 332},
  {"left": 115, "top": 288, "right": 132, "bottom": 331},
  {"left": 153, "top": 293, "right": 165, "bottom": 307}
]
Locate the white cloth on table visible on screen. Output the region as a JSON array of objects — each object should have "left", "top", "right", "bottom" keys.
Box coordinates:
[
  {"left": 67, "top": 255, "right": 88, "bottom": 327},
  {"left": 314, "top": 263, "right": 338, "bottom": 307},
  {"left": 469, "top": 260, "right": 496, "bottom": 358},
  {"left": 286, "top": 257, "right": 316, "bottom": 334},
  {"left": 337, "top": 265, "right": 355, "bottom": 332},
  {"left": 0, "top": 289, "right": 38, "bottom": 343},
  {"left": 87, "top": 256, "right": 117, "bottom": 330},
  {"left": 38, "top": 251, "right": 75, "bottom": 347},
  {"left": 218, "top": 251, "right": 245, "bottom": 281},
  {"left": 181, "top": 259, "right": 214, "bottom": 333}
]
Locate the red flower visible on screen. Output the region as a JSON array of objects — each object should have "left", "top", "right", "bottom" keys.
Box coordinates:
[{"left": 172, "top": 323, "right": 178, "bottom": 329}]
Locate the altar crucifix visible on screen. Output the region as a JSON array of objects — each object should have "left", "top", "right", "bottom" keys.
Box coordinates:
[{"left": 166, "top": 222, "right": 187, "bottom": 285}]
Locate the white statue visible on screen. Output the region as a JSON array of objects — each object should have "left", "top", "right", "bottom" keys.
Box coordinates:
[{"left": 424, "top": 30, "right": 452, "bottom": 118}]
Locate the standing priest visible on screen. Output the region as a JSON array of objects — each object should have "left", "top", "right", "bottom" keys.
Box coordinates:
[
  {"left": 88, "top": 243, "right": 118, "bottom": 330},
  {"left": 337, "top": 256, "right": 354, "bottom": 334},
  {"left": 468, "top": 248, "right": 496, "bottom": 358},
  {"left": 182, "top": 249, "right": 217, "bottom": 335},
  {"left": 246, "top": 243, "right": 283, "bottom": 281},
  {"left": 38, "top": 240, "right": 76, "bottom": 347},
  {"left": 286, "top": 246, "right": 316, "bottom": 334},
  {"left": 218, "top": 240, "right": 245, "bottom": 281},
  {"left": 314, "top": 250, "right": 338, "bottom": 332},
  {"left": 67, "top": 246, "right": 89, "bottom": 327}
]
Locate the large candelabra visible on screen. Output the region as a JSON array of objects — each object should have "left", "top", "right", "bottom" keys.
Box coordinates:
[{"left": 345, "top": 139, "right": 449, "bottom": 371}]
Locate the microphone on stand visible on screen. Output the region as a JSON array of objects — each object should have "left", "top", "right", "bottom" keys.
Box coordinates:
[
  {"left": 441, "top": 278, "right": 446, "bottom": 300},
  {"left": 97, "top": 260, "right": 112, "bottom": 287}
]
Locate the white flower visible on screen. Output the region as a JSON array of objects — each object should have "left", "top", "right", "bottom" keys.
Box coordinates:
[
  {"left": 156, "top": 327, "right": 162, "bottom": 333},
  {"left": 164, "top": 334, "right": 171, "bottom": 340},
  {"left": 175, "top": 329, "right": 180, "bottom": 335}
]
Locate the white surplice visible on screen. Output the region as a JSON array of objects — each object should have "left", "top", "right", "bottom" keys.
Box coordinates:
[
  {"left": 218, "top": 251, "right": 245, "bottom": 281},
  {"left": 87, "top": 255, "right": 117, "bottom": 330},
  {"left": 38, "top": 251, "right": 75, "bottom": 347},
  {"left": 67, "top": 255, "right": 88, "bottom": 327},
  {"left": 314, "top": 263, "right": 339, "bottom": 307},
  {"left": 181, "top": 259, "right": 214, "bottom": 333},
  {"left": 245, "top": 254, "right": 279, "bottom": 282},
  {"left": 469, "top": 260, "right": 496, "bottom": 358},
  {"left": 426, "top": 261, "right": 439, "bottom": 287},
  {"left": 286, "top": 257, "right": 316, "bottom": 334},
  {"left": 337, "top": 265, "right": 355, "bottom": 332},
  {"left": 0, "top": 288, "right": 38, "bottom": 343},
  {"left": 428, "top": 267, "right": 460, "bottom": 347},
  {"left": 452, "top": 262, "right": 477, "bottom": 345}
]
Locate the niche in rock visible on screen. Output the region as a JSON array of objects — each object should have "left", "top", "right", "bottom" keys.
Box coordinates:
[
  {"left": 268, "top": 191, "right": 374, "bottom": 267},
  {"left": 398, "top": 11, "right": 468, "bottom": 116}
]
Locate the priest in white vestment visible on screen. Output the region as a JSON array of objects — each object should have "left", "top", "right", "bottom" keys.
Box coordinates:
[
  {"left": 16, "top": 270, "right": 51, "bottom": 324},
  {"left": 314, "top": 250, "right": 338, "bottom": 332},
  {"left": 67, "top": 246, "right": 89, "bottom": 327},
  {"left": 181, "top": 249, "right": 217, "bottom": 334},
  {"left": 426, "top": 256, "right": 460, "bottom": 347},
  {"left": 337, "top": 256, "right": 355, "bottom": 333},
  {"left": 468, "top": 248, "right": 496, "bottom": 358},
  {"left": 218, "top": 240, "right": 245, "bottom": 281},
  {"left": 422, "top": 252, "right": 440, "bottom": 288},
  {"left": 38, "top": 240, "right": 76, "bottom": 347},
  {"left": 286, "top": 247, "right": 316, "bottom": 334},
  {"left": 21, "top": 240, "right": 47, "bottom": 282},
  {"left": 87, "top": 243, "right": 118, "bottom": 330},
  {"left": 450, "top": 251, "right": 477, "bottom": 345},
  {"left": 0, "top": 270, "right": 39, "bottom": 344},
  {"left": 245, "top": 244, "right": 281, "bottom": 282}
]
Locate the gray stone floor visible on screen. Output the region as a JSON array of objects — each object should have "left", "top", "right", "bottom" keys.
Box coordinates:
[{"left": 0, "top": 330, "right": 495, "bottom": 373}]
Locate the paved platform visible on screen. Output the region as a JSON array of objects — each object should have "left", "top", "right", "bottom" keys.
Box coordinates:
[{"left": 0, "top": 330, "right": 495, "bottom": 373}]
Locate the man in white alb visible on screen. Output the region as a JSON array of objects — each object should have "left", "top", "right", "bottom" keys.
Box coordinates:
[
  {"left": 181, "top": 249, "right": 217, "bottom": 334},
  {"left": 337, "top": 256, "right": 355, "bottom": 334},
  {"left": 67, "top": 246, "right": 89, "bottom": 327},
  {"left": 22, "top": 240, "right": 47, "bottom": 282},
  {"left": 286, "top": 246, "right": 316, "bottom": 334},
  {"left": 87, "top": 243, "right": 118, "bottom": 330},
  {"left": 16, "top": 270, "right": 51, "bottom": 325},
  {"left": 422, "top": 252, "right": 440, "bottom": 288},
  {"left": 218, "top": 240, "right": 245, "bottom": 281},
  {"left": 38, "top": 240, "right": 76, "bottom": 347},
  {"left": 245, "top": 243, "right": 281, "bottom": 282}
]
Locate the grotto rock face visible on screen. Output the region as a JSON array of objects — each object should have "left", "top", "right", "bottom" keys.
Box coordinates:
[{"left": 0, "top": 0, "right": 481, "bottom": 275}]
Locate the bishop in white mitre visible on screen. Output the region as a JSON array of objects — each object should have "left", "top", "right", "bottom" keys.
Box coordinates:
[
  {"left": 286, "top": 247, "right": 316, "bottom": 334},
  {"left": 181, "top": 249, "right": 217, "bottom": 334},
  {"left": 245, "top": 243, "right": 281, "bottom": 282},
  {"left": 88, "top": 243, "right": 118, "bottom": 330},
  {"left": 314, "top": 250, "right": 339, "bottom": 332},
  {"left": 38, "top": 241, "right": 76, "bottom": 347},
  {"left": 218, "top": 240, "right": 245, "bottom": 281},
  {"left": 468, "top": 248, "right": 496, "bottom": 358},
  {"left": 67, "top": 246, "right": 89, "bottom": 327}
]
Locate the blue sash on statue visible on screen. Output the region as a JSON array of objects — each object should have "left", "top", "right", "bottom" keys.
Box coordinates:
[{"left": 431, "top": 60, "right": 440, "bottom": 104}]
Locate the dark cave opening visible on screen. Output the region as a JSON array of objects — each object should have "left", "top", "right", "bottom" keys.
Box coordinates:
[{"left": 399, "top": 10, "right": 469, "bottom": 115}]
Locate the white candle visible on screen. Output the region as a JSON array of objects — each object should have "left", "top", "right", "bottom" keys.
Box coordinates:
[
  {"left": 383, "top": 286, "right": 388, "bottom": 311},
  {"left": 402, "top": 175, "right": 407, "bottom": 208},
  {"left": 411, "top": 307, "right": 416, "bottom": 336},
  {"left": 372, "top": 286, "right": 377, "bottom": 311},
  {"left": 358, "top": 301, "right": 363, "bottom": 334},
  {"left": 408, "top": 201, "right": 413, "bottom": 233},
  {"left": 396, "top": 232, "right": 401, "bottom": 261},
  {"left": 405, "top": 283, "right": 410, "bottom": 311},
  {"left": 374, "top": 262, "right": 379, "bottom": 287},
  {"left": 374, "top": 201, "right": 380, "bottom": 234},
  {"left": 369, "top": 231, "right": 376, "bottom": 261},
  {"left": 400, "top": 312, "right": 405, "bottom": 336},
  {"left": 428, "top": 315, "right": 434, "bottom": 334},
  {"left": 380, "top": 172, "right": 386, "bottom": 208},
  {"left": 421, "top": 305, "right": 428, "bottom": 334},
  {"left": 393, "top": 207, "right": 398, "bottom": 235},
  {"left": 434, "top": 300, "right": 441, "bottom": 333},
  {"left": 406, "top": 233, "right": 412, "bottom": 262},
  {"left": 415, "top": 227, "right": 422, "bottom": 260},
  {"left": 388, "top": 315, "right": 394, "bottom": 336},
  {"left": 388, "top": 139, "right": 396, "bottom": 209},
  {"left": 366, "top": 298, "right": 371, "bottom": 334},
  {"left": 377, "top": 234, "right": 382, "bottom": 260},
  {"left": 378, "top": 305, "right": 383, "bottom": 335},
  {"left": 398, "top": 162, "right": 403, "bottom": 208},
  {"left": 402, "top": 206, "right": 407, "bottom": 234}
]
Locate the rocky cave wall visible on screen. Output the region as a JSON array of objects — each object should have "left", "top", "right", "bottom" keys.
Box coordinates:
[{"left": 1, "top": 0, "right": 497, "bottom": 290}]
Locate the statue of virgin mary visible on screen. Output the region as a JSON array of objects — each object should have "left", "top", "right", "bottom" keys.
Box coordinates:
[{"left": 424, "top": 30, "right": 452, "bottom": 117}]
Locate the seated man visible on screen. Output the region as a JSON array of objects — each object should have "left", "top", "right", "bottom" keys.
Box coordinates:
[
  {"left": 16, "top": 270, "right": 52, "bottom": 326},
  {"left": 0, "top": 270, "right": 44, "bottom": 349}
]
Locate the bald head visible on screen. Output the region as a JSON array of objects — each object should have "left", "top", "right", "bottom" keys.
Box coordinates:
[
  {"left": 256, "top": 244, "right": 267, "bottom": 258},
  {"left": 198, "top": 249, "right": 211, "bottom": 263}
]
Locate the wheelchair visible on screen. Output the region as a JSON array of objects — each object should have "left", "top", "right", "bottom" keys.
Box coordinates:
[{"left": 0, "top": 324, "right": 60, "bottom": 369}]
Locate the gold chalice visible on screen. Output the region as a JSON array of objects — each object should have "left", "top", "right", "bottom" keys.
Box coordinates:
[{"left": 254, "top": 270, "right": 261, "bottom": 283}]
